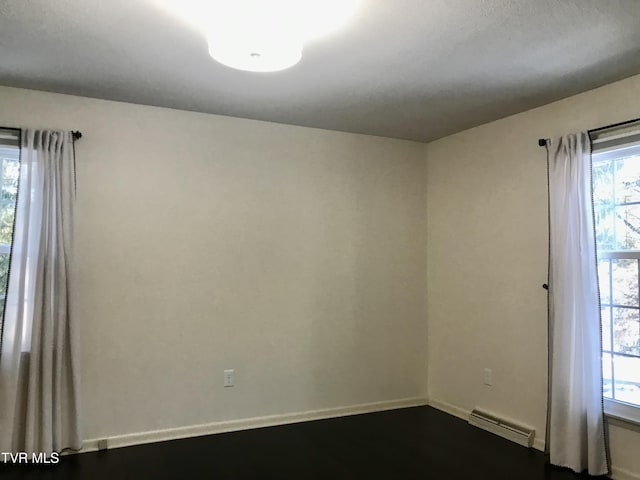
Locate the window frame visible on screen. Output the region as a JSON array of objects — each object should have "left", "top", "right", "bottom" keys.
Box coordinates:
[
  {"left": 605, "top": 397, "right": 640, "bottom": 424},
  {"left": 592, "top": 122, "right": 640, "bottom": 425}
]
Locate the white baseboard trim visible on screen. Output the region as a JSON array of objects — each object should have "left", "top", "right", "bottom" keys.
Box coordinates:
[
  {"left": 427, "top": 398, "right": 546, "bottom": 452},
  {"left": 427, "top": 398, "right": 469, "bottom": 421},
  {"left": 612, "top": 466, "right": 640, "bottom": 480},
  {"left": 80, "top": 396, "right": 429, "bottom": 454}
]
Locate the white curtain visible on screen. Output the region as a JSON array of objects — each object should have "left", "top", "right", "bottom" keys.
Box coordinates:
[
  {"left": 547, "top": 133, "right": 608, "bottom": 475},
  {"left": 0, "top": 130, "right": 81, "bottom": 455}
]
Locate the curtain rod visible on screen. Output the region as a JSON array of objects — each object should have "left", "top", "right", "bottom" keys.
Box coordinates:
[
  {"left": 588, "top": 116, "right": 640, "bottom": 135},
  {"left": 0, "top": 127, "right": 83, "bottom": 141},
  {"left": 537, "top": 116, "right": 640, "bottom": 147}
]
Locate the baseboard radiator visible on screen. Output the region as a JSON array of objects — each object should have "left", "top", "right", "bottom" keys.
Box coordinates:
[{"left": 468, "top": 409, "right": 535, "bottom": 448}]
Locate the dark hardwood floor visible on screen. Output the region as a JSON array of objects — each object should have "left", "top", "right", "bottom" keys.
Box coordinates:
[{"left": 2, "top": 406, "right": 609, "bottom": 479}]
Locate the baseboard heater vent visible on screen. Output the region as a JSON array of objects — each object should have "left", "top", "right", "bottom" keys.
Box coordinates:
[{"left": 468, "top": 409, "right": 534, "bottom": 448}]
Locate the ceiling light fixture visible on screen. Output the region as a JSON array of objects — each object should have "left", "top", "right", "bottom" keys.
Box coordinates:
[{"left": 157, "top": 0, "right": 362, "bottom": 73}]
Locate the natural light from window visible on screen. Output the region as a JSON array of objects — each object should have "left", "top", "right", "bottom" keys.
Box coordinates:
[
  {"left": 0, "top": 143, "right": 19, "bottom": 331},
  {"left": 593, "top": 142, "right": 640, "bottom": 415}
]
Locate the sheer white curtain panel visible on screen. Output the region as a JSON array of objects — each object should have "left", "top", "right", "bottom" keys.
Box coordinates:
[
  {"left": 0, "top": 129, "right": 81, "bottom": 456},
  {"left": 547, "top": 132, "right": 608, "bottom": 475}
]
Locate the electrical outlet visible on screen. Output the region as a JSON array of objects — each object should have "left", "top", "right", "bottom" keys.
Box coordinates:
[
  {"left": 483, "top": 368, "right": 493, "bottom": 386},
  {"left": 223, "top": 369, "right": 235, "bottom": 387}
]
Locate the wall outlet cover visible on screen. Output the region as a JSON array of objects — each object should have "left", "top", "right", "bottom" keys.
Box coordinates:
[{"left": 224, "top": 369, "right": 235, "bottom": 387}]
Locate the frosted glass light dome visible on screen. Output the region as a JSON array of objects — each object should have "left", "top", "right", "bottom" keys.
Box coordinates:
[
  {"left": 207, "top": 41, "right": 303, "bottom": 73},
  {"left": 207, "top": 19, "right": 304, "bottom": 72},
  {"left": 156, "top": 0, "right": 362, "bottom": 72}
]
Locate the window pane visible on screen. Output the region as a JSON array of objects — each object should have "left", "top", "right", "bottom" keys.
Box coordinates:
[
  {"left": 0, "top": 253, "right": 9, "bottom": 297},
  {"left": 598, "top": 259, "right": 611, "bottom": 304},
  {"left": 593, "top": 161, "right": 614, "bottom": 202},
  {"left": 595, "top": 207, "right": 615, "bottom": 251},
  {"left": 594, "top": 160, "right": 615, "bottom": 250},
  {"left": 1, "top": 157, "right": 18, "bottom": 203},
  {"left": 0, "top": 203, "right": 16, "bottom": 245},
  {"left": 615, "top": 156, "right": 640, "bottom": 204},
  {"left": 601, "top": 307, "right": 612, "bottom": 352},
  {"left": 611, "top": 258, "right": 638, "bottom": 306},
  {"left": 594, "top": 147, "right": 640, "bottom": 409},
  {"left": 613, "top": 354, "right": 640, "bottom": 406},
  {"left": 613, "top": 307, "right": 640, "bottom": 356},
  {"left": 0, "top": 146, "right": 19, "bottom": 338},
  {"left": 614, "top": 204, "right": 640, "bottom": 250},
  {"left": 603, "top": 352, "right": 613, "bottom": 399}
]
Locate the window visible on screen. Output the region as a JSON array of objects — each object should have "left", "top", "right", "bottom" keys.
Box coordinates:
[
  {"left": 592, "top": 123, "right": 640, "bottom": 422},
  {"left": 0, "top": 129, "right": 19, "bottom": 338}
]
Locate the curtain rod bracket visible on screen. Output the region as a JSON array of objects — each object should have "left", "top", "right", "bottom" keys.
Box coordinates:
[
  {"left": 538, "top": 138, "right": 547, "bottom": 147},
  {"left": 71, "top": 130, "right": 82, "bottom": 141}
]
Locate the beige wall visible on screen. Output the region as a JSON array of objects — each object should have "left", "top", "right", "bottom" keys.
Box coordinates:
[
  {"left": 2, "top": 70, "right": 639, "bottom": 477},
  {"left": 426, "top": 73, "right": 640, "bottom": 478},
  {"left": 0, "top": 85, "right": 429, "bottom": 441}
]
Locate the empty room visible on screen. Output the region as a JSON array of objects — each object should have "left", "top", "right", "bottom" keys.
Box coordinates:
[{"left": 1, "top": 0, "right": 640, "bottom": 479}]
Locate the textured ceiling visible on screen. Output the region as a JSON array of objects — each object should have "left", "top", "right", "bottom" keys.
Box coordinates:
[{"left": 1, "top": 0, "right": 639, "bottom": 142}]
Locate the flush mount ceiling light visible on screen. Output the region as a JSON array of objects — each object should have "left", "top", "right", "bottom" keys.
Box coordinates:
[
  {"left": 206, "top": 1, "right": 305, "bottom": 73},
  {"left": 156, "top": 0, "right": 361, "bottom": 72}
]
